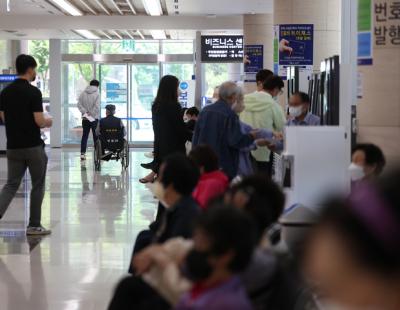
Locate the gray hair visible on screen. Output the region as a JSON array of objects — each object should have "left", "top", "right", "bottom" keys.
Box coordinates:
[{"left": 219, "top": 81, "right": 242, "bottom": 102}]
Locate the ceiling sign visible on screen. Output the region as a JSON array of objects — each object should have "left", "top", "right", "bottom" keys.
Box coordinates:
[{"left": 201, "top": 35, "right": 244, "bottom": 63}]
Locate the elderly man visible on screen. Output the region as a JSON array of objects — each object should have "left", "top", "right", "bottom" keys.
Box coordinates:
[
  {"left": 287, "top": 92, "right": 320, "bottom": 126},
  {"left": 193, "top": 81, "right": 256, "bottom": 179}
]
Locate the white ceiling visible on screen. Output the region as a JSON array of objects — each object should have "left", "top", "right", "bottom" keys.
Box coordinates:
[
  {"left": 165, "top": 0, "right": 273, "bottom": 16},
  {"left": 0, "top": 0, "right": 266, "bottom": 39},
  {"left": 0, "top": 0, "right": 62, "bottom": 15}
]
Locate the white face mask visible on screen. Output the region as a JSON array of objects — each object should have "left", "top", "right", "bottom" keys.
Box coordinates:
[
  {"left": 146, "top": 181, "right": 170, "bottom": 208},
  {"left": 211, "top": 98, "right": 218, "bottom": 104},
  {"left": 348, "top": 163, "right": 365, "bottom": 181},
  {"left": 289, "top": 106, "right": 303, "bottom": 118}
]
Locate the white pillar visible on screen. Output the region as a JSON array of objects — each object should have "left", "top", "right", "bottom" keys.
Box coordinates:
[
  {"left": 340, "top": 0, "right": 358, "bottom": 161},
  {"left": 195, "top": 31, "right": 202, "bottom": 109},
  {"left": 49, "top": 39, "right": 62, "bottom": 148}
]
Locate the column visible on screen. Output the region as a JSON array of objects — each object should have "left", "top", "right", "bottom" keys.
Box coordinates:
[
  {"left": 273, "top": 0, "right": 342, "bottom": 68},
  {"left": 357, "top": 0, "right": 400, "bottom": 164},
  {"left": 243, "top": 14, "right": 274, "bottom": 93},
  {"left": 195, "top": 31, "right": 202, "bottom": 109},
  {"left": 49, "top": 39, "right": 62, "bottom": 148}
]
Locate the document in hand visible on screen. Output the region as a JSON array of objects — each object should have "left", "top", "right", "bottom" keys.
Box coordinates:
[{"left": 83, "top": 113, "right": 96, "bottom": 122}]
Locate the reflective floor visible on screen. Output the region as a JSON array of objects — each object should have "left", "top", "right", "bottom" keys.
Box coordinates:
[{"left": 0, "top": 148, "right": 157, "bottom": 310}]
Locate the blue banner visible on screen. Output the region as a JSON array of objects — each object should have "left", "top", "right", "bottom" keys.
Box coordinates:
[
  {"left": 0, "top": 75, "right": 17, "bottom": 83},
  {"left": 244, "top": 45, "right": 264, "bottom": 73},
  {"left": 278, "top": 24, "right": 314, "bottom": 66}
]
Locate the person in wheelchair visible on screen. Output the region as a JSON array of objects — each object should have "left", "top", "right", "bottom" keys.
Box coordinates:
[{"left": 97, "top": 104, "right": 126, "bottom": 161}]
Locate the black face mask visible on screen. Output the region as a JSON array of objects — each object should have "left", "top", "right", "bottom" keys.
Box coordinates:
[{"left": 184, "top": 249, "right": 213, "bottom": 282}]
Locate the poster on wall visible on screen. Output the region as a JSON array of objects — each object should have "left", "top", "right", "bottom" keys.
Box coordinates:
[
  {"left": 179, "top": 80, "right": 195, "bottom": 108},
  {"left": 358, "top": 0, "right": 374, "bottom": 65},
  {"left": 274, "top": 24, "right": 314, "bottom": 78},
  {"left": 106, "top": 83, "right": 127, "bottom": 104},
  {"left": 244, "top": 45, "right": 264, "bottom": 82}
]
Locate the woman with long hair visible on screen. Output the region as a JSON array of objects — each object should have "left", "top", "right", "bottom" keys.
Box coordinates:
[{"left": 140, "top": 75, "right": 191, "bottom": 183}]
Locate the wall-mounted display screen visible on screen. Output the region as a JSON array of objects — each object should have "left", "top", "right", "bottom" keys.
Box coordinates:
[{"left": 201, "top": 35, "right": 244, "bottom": 62}]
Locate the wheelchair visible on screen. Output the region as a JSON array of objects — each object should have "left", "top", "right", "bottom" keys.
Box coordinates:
[{"left": 93, "top": 136, "right": 129, "bottom": 171}]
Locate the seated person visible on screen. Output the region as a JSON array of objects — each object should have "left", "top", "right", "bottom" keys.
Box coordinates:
[
  {"left": 189, "top": 145, "right": 229, "bottom": 209},
  {"left": 185, "top": 107, "right": 200, "bottom": 140},
  {"left": 349, "top": 143, "right": 386, "bottom": 183},
  {"left": 97, "top": 104, "right": 126, "bottom": 159},
  {"left": 175, "top": 206, "right": 256, "bottom": 310},
  {"left": 287, "top": 92, "right": 320, "bottom": 126},
  {"left": 128, "top": 176, "right": 314, "bottom": 310},
  {"left": 131, "top": 153, "right": 200, "bottom": 259}
]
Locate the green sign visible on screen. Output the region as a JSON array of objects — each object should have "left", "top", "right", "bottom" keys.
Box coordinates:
[
  {"left": 358, "top": 0, "right": 372, "bottom": 31},
  {"left": 122, "top": 40, "right": 135, "bottom": 52}
]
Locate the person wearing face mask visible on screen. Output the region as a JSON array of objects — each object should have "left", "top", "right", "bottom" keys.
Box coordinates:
[
  {"left": 193, "top": 81, "right": 257, "bottom": 180},
  {"left": 241, "top": 74, "right": 286, "bottom": 176},
  {"left": 349, "top": 143, "right": 386, "bottom": 183},
  {"left": 176, "top": 206, "right": 256, "bottom": 310},
  {"left": 0, "top": 54, "right": 52, "bottom": 235},
  {"left": 287, "top": 92, "right": 320, "bottom": 126}
]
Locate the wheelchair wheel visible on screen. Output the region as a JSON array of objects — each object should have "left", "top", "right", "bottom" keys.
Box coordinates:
[
  {"left": 121, "top": 140, "right": 129, "bottom": 170},
  {"left": 94, "top": 140, "right": 102, "bottom": 171}
]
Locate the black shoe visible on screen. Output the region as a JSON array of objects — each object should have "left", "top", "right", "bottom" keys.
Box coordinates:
[{"left": 141, "top": 162, "right": 153, "bottom": 170}]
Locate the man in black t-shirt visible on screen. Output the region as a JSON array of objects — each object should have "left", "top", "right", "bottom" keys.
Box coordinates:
[{"left": 0, "top": 54, "right": 53, "bottom": 235}]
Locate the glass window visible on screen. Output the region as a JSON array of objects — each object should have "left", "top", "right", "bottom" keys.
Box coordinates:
[
  {"left": 28, "top": 40, "right": 50, "bottom": 98},
  {"left": 130, "top": 64, "right": 159, "bottom": 143},
  {"left": 162, "top": 40, "right": 193, "bottom": 54},
  {"left": 62, "top": 63, "right": 95, "bottom": 144},
  {"left": 63, "top": 40, "right": 96, "bottom": 54},
  {"left": 163, "top": 63, "right": 194, "bottom": 82},
  {"left": 204, "top": 63, "right": 229, "bottom": 97},
  {"left": 0, "top": 40, "right": 10, "bottom": 71},
  {"left": 100, "top": 40, "right": 159, "bottom": 54}
]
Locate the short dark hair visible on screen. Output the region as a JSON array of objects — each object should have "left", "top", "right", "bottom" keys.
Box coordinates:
[
  {"left": 16, "top": 54, "right": 37, "bottom": 75},
  {"left": 230, "top": 175, "right": 285, "bottom": 240},
  {"left": 263, "top": 75, "right": 284, "bottom": 91},
  {"left": 352, "top": 143, "right": 386, "bottom": 175},
  {"left": 90, "top": 80, "right": 100, "bottom": 87},
  {"left": 186, "top": 107, "right": 200, "bottom": 117},
  {"left": 161, "top": 153, "right": 200, "bottom": 195},
  {"left": 293, "top": 91, "right": 310, "bottom": 104},
  {"left": 189, "top": 145, "right": 219, "bottom": 173},
  {"left": 195, "top": 205, "right": 257, "bottom": 272},
  {"left": 256, "top": 69, "right": 274, "bottom": 83}
]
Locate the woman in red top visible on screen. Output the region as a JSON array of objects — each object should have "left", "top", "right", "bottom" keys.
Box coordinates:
[{"left": 189, "top": 145, "right": 229, "bottom": 209}]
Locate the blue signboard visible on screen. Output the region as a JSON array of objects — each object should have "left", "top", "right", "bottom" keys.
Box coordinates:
[
  {"left": 244, "top": 45, "right": 264, "bottom": 82},
  {"left": 0, "top": 74, "right": 17, "bottom": 82},
  {"left": 106, "top": 83, "right": 127, "bottom": 103},
  {"left": 278, "top": 24, "right": 314, "bottom": 66},
  {"left": 244, "top": 45, "right": 264, "bottom": 73}
]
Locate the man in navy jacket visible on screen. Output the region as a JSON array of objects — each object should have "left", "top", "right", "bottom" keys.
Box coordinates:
[{"left": 193, "top": 82, "right": 256, "bottom": 179}]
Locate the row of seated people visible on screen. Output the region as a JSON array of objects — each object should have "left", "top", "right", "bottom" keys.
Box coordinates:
[
  {"left": 108, "top": 145, "right": 400, "bottom": 310},
  {"left": 108, "top": 145, "right": 316, "bottom": 310}
]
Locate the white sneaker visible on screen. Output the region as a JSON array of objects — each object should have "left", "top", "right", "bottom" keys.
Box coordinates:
[
  {"left": 26, "top": 226, "right": 52, "bottom": 236},
  {"left": 80, "top": 154, "right": 86, "bottom": 161}
]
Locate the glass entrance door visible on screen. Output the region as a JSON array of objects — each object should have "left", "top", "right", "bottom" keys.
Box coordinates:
[
  {"left": 99, "top": 64, "right": 160, "bottom": 144},
  {"left": 129, "top": 64, "right": 159, "bottom": 143}
]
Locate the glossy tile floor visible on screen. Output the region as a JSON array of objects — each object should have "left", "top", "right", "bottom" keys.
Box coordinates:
[{"left": 0, "top": 148, "right": 157, "bottom": 310}]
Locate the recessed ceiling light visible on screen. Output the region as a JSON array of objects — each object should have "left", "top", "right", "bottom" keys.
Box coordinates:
[
  {"left": 75, "top": 29, "right": 99, "bottom": 40},
  {"left": 142, "top": 0, "right": 162, "bottom": 16},
  {"left": 150, "top": 30, "right": 166, "bottom": 40},
  {"left": 50, "top": 0, "right": 82, "bottom": 16}
]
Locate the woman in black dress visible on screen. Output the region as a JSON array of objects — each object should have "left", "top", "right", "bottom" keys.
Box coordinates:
[{"left": 139, "top": 75, "right": 191, "bottom": 183}]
